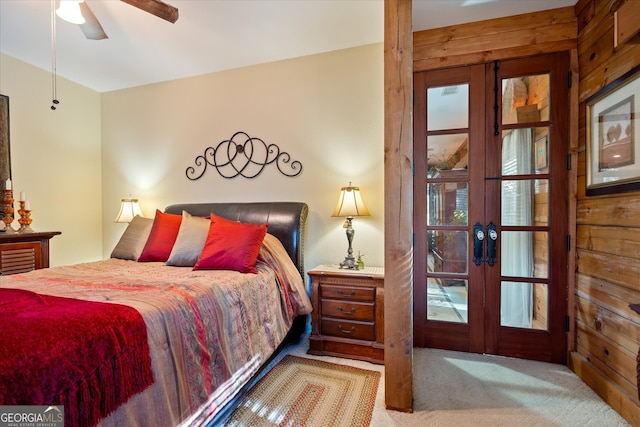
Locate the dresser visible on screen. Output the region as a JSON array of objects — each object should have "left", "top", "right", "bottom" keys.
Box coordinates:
[
  {"left": 308, "top": 264, "right": 384, "bottom": 364},
  {"left": 0, "top": 231, "right": 61, "bottom": 275}
]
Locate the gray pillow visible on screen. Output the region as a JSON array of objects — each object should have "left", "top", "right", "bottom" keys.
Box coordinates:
[
  {"left": 165, "top": 211, "right": 210, "bottom": 266},
  {"left": 110, "top": 215, "right": 153, "bottom": 260}
]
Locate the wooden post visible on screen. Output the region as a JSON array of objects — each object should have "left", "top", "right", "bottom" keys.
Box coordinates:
[{"left": 384, "top": 0, "right": 413, "bottom": 412}]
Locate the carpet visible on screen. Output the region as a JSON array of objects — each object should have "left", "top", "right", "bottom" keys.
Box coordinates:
[{"left": 223, "top": 355, "right": 380, "bottom": 427}]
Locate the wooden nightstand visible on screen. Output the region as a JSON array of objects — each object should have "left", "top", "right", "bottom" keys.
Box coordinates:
[
  {"left": 308, "top": 264, "right": 384, "bottom": 364},
  {"left": 0, "top": 231, "right": 61, "bottom": 275}
]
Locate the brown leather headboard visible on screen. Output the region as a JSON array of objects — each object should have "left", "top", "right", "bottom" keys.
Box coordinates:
[{"left": 164, "top": 202, "right": 308, "bottom": 277}]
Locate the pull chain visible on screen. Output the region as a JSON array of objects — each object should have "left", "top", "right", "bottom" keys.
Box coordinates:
[{"left": 51, "top": 0, "right": 60, "bottom": 110}]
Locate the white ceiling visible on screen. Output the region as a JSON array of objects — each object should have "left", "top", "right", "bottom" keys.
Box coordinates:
[{"left": 0, "top": 0, "right": 576, "bottom": 93}]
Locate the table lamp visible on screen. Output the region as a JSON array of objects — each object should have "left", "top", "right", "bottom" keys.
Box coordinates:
[
  {"left": 114, "top": 198, "right": 143, "bottom": 223},
  {"left": 332, "top": 183, "right": 370, "bottom": 269}
]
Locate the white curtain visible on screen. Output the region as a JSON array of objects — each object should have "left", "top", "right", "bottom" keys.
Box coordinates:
[{"left": 500, "top": 129, "right": 533, "bottom": 328}]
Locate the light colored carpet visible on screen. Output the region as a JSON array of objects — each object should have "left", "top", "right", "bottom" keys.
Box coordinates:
[
  {"left": 223, "top": 355, "right": 379, "bottom": 426},
  {"left": 282, "top": 335, "right": 630, "bottom": 426}
]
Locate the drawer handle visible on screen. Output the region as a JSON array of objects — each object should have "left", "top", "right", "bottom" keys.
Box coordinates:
[
  {"left": 338, "top": 289, "right": 356, "bottom": 296},
  {"left": 338, "top": 306, "right": 356, "bottom": 315},
  {"left": 338, "top": 325, "right": 356, "bottom": 334}
]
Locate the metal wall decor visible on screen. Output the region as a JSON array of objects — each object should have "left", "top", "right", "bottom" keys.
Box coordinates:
[{"left": 186, "top": 131, "right": 302, "bottom": 180}]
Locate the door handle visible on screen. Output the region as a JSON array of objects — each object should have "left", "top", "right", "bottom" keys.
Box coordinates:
[
  {"left": 486, "top": 221, "right": 497, "bottom": 266},
  {"left": 473, "top": 222, "right": 484, "bottom": 266}
]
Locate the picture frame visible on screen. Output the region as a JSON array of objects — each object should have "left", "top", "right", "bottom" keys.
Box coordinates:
[
  {"left": 586, "top": 65, "right": 640, "bottom": 196},
  {"left": 535, "top": 135, "right": 548, "bottom": 171}
]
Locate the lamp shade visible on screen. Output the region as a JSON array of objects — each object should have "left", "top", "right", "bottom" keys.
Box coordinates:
[
  {"left": 114, "top": 198, "right": 143, "bottom": 223},
  {"left": 331, "top": 184, "right": 370, "bottom": 217},
  {"left": 56, "top": 0, "right": 85, "bottom": 25}
]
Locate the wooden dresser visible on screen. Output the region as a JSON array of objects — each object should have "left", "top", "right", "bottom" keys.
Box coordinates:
[
  {"left": 0, "top": 231, "right": 61, "bottom": 275},
  {"left": 308, "top": 264, "right": 384, "bottom": 364}
]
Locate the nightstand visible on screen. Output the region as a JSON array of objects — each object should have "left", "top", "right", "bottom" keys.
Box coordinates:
[
  {"left": 308, "top": 264, "right": 384, "bottom": 364},
  {"left": 0, "top": 231, "right": 61, "bottom": 275}
]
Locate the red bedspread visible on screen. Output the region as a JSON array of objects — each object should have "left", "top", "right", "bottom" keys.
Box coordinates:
[{"left": 0, "top": 288, "right": 153, "bottom": 427}]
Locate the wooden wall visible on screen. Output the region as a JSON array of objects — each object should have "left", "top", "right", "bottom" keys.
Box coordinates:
[{"left": 571, "top": 0, "right": 640, "bottom": 424}]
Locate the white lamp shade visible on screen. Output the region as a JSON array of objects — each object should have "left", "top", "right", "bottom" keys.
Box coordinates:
[
  {"left": 114, "top": 199, "right": 143, "bottom": 223},
  {"left": 56, "top": 1, "right": 86, "bottom": 25},
  {"left": 332, "top": 185, "right": 370, "bottom": 217}
]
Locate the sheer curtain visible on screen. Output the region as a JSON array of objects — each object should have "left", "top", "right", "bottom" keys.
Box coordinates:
[{"left": 501, "top": 129, "right": 533, "bottom": 328}]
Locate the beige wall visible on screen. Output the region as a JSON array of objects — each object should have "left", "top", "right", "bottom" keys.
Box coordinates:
[
  {"left": 0, "top": 44, "right": 383, "bottom": 272},
  {"left": 101, "top": 43, "right": 384, "bottom": 271},
  {"left": 0, "top": 53, "right": 103, "bottom": 267}
]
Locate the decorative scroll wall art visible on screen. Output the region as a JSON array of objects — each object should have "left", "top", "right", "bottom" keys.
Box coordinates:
[{"left": 186, "top": 131, "right": 302, "bottom": 180}]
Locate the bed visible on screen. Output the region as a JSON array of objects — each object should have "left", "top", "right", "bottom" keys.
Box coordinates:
[{"left": 0, "top": 202, "right": 312, "bottom": 427}]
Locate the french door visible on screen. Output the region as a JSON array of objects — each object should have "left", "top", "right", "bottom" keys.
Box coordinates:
[{"left": 413, "top": 52, "right": 569, "bottom": 363}]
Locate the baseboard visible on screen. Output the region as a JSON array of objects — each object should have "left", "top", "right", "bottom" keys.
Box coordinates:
[{"left": 570, "top": 351, "right": 640, "bottom": 426}]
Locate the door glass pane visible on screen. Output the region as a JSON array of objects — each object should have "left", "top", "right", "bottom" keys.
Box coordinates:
[
  {"left": 428, "top": 84, "right": 469, "bottom": 130},
  {"left": 502, "top": 127, "right": 549, "bottom": 175},
  {"left": 427, "top": 277, "right": 468, "bottom": 323},
  {"left": 427, "top": 134, "right": 469, "bottom": 177},
  {"left": 502, "top": 74, "right": 549, "bottom": 125},
  {"left": 428, "top": 230, "right": 468, "bottom": 274},
  {"left": 501, "top": 231, "right": 548, "bottom": 279},
  {"left": 501, "top": 281, "right": 547, "bottom": 330},
  {"left": 427, "top": 182, "right": 468, "bottom": 226},
  {"left": 533, "top": 231, "right": 549, "bottom": 279},
  {"left": 501, "top": 179, "right": 548, "bottom": 226}
]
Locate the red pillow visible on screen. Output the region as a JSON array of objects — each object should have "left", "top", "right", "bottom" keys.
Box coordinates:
[
  {"left": 193, "top": 214, "right": 267, "bottom": 273},
  {"left": 138, "top": 210, "right": 182, "bottom": 262}
]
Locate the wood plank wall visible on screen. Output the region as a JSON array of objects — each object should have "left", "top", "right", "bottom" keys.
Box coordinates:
[
  {"left": 414, "top": 7, "right": 577, "bottom": 73},
  {"left": 571, "top": 0, "right": 640, "bottom": 424}
]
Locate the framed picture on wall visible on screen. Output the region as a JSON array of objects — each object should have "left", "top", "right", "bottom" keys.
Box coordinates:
[
  {"left": 535, "top": 135, "right": 548, "bottom": 171},
  {"left": 586, "top": 65, "right": 640, "bottom": 196}
]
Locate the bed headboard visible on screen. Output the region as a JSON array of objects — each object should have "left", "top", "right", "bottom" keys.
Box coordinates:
[{"left": 164, "top": 202, "right": 308, "bottom": 277}]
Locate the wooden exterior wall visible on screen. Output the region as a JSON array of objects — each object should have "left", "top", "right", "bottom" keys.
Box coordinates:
[{"left": 571, "top": 0, "right": 640, "bottom": 424}]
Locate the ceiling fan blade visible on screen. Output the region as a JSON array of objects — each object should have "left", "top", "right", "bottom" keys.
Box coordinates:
[
  {"left": 79, "top": 2, "right": 108, "bottom": 40},
  {"left": 120, "top": 0, "right": 179, "bottom": 23}
]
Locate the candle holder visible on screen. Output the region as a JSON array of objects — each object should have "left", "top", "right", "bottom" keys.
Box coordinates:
[
  {"left": 2, "top": 190, "right": 16, "bottom": 233},
  {"left": 17, "top": 201, "right": 34, "bottom": 233}
]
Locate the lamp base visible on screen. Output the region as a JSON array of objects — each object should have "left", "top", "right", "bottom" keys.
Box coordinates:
[{"left": 339, "top": 255, "right": 359, "bottom": 270}]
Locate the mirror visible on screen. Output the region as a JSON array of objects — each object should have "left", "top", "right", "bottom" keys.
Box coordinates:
[
  {"left": 0, "top": 94, "right": 10, "bottom": 185},
  {"left": 0, "top": 94, "right": 10, "bottom": 222}
]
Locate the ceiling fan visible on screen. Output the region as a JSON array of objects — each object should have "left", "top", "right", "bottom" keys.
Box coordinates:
[{"left": 56, "top": 0, "right": 179, "bottom": 40}]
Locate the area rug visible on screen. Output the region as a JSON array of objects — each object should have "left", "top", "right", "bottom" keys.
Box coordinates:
[{"left": 223, "top": 355, "right": 380, "bottom": 427}]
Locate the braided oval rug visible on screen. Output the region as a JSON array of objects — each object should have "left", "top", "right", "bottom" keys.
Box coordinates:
[{"left": 223, "top": 355, "right": 380, "bottom": 427}]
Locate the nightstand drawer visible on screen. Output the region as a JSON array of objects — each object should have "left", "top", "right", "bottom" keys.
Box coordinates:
[
  {"left": 321, "top": 318, "right": 375, "bottom": 341},
  {"left": 321, "top": 299, "right": 374, "bottom": 321},
  {"left": 320, "top": 284, "right": 375, "bottom": 302}
]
